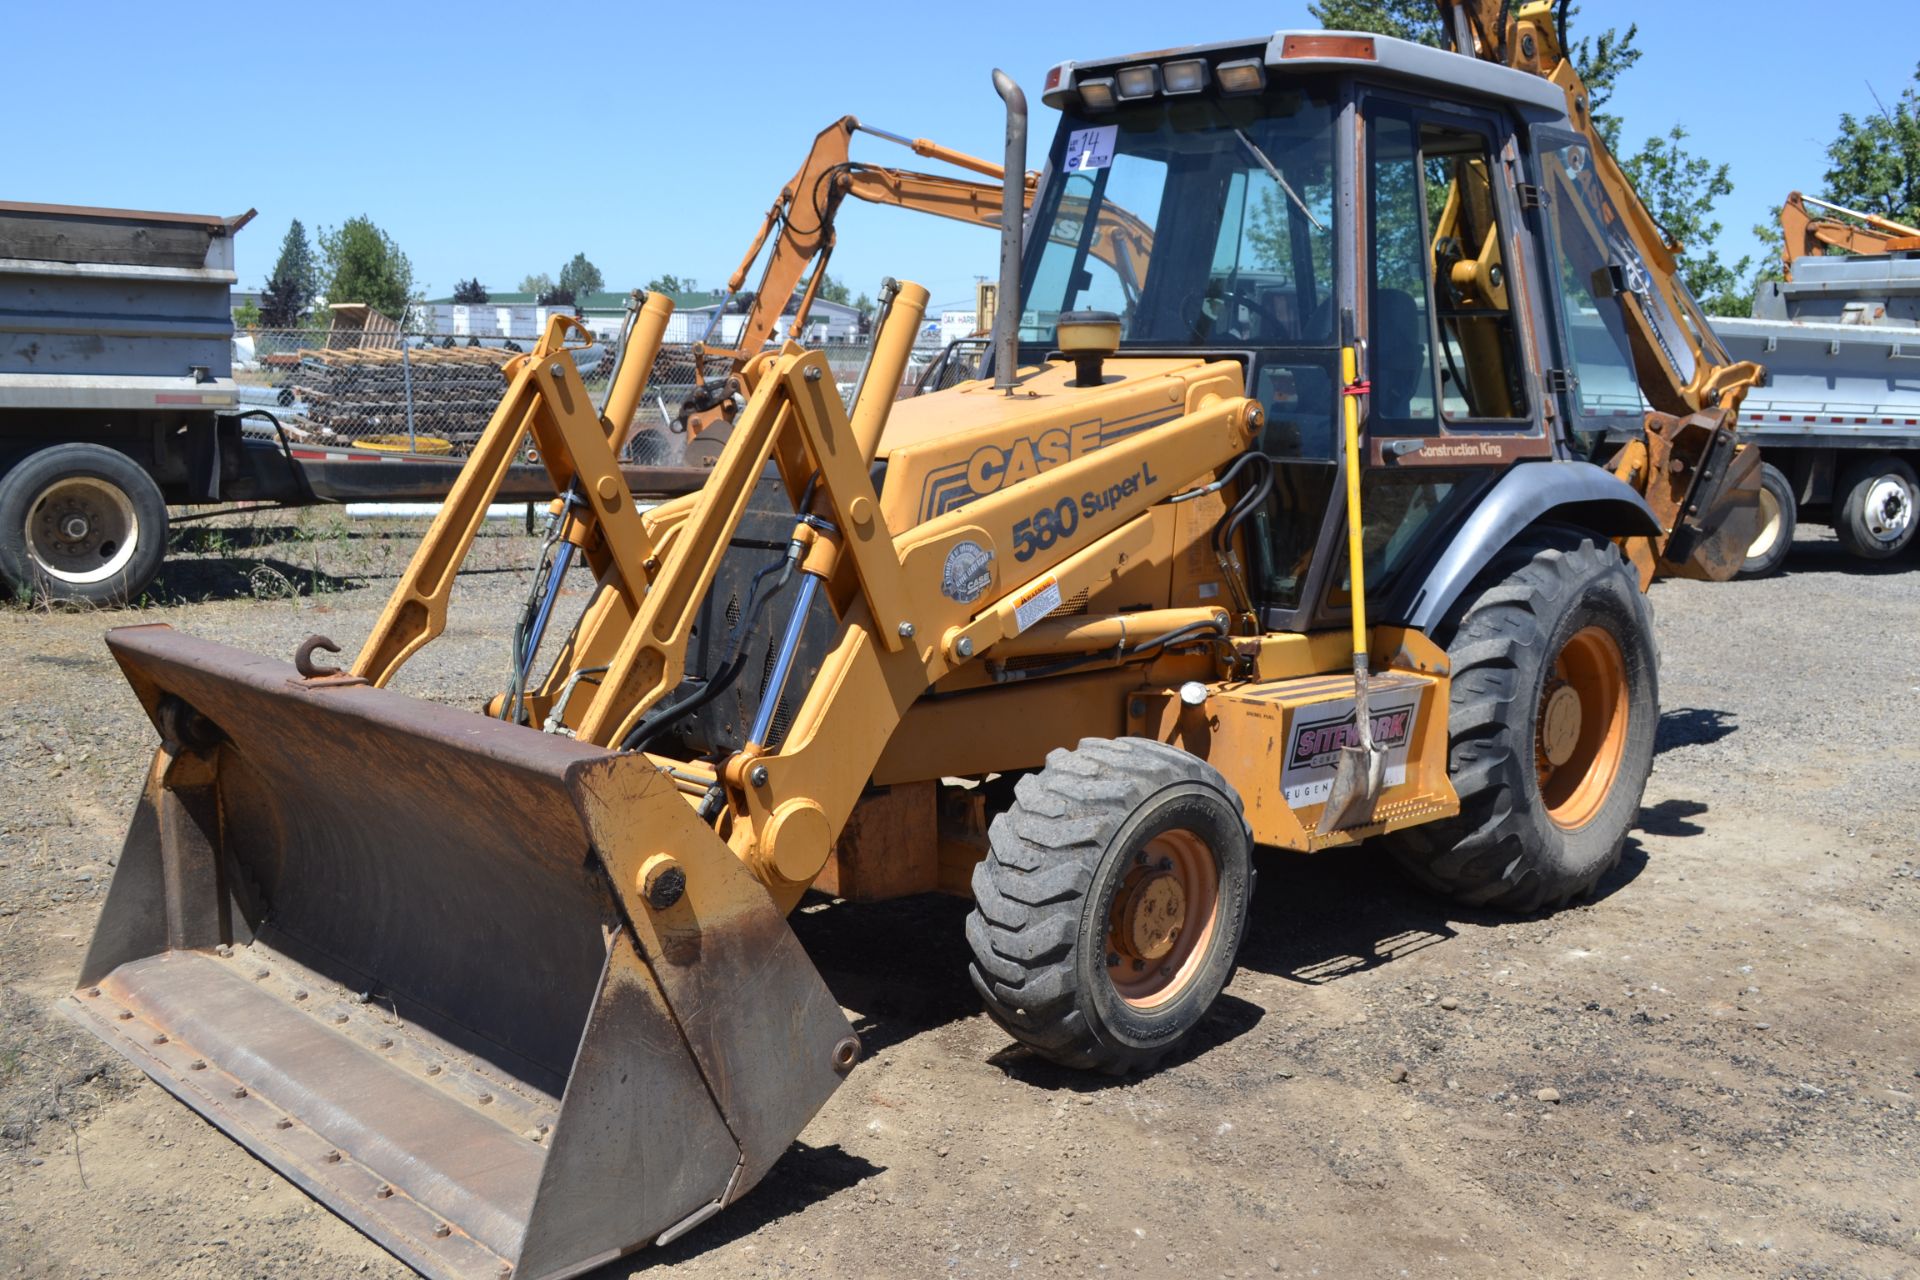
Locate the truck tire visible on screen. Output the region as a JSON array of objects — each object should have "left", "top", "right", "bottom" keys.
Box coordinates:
[
  {"left": 965, "top": 737, "right": 1252, "bottom": 1075},
  {"left": 1387, "top": 528, "right": 1657, "bottom": 912},
  {"left": 0, "top": 444, "right": 169, "bottom": 605},
  {"left": 1739, "top": 462, "right": 1796, "bottom": 578},
  {"left": 1833, "top": 456, "right": 1917, "bottom": 560}
]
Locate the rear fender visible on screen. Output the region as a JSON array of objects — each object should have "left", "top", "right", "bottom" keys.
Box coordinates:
[{"left": 1392, "top": 460, "right": 1660, "bottom": 633}]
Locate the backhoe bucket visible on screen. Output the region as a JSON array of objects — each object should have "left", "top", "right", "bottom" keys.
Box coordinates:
[{"left": 65, "top": 625, "right": 856, "bottom": 1280}]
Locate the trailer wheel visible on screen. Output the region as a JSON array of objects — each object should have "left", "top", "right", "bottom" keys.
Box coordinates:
[
  {"left": 965, "top": 738, "right": 1252, "bottom": 1075},
  {"left": 1739, "top": 463, "right": 1796, "bottom": 578},
  {"left": 0, "top": 444, "right": 169, "bottom": 605},
  {"left": 1387, "top": 529, "right": 1657, "bottom": 912},
  {"left": 1833, "top": 456, "right": 1917, "bottom": 560}
]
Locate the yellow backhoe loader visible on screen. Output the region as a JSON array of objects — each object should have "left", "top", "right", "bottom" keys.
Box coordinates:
[{"left": 67, "top": 6, "right": 1763, "bottom": 1277}]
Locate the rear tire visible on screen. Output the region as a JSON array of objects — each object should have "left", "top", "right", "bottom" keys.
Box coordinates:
[
  {"left": 965, "top": 738, "right": 1252, "bottom": 1075},
  {"left": 1739, "top": 462, "right": 1796, "bottom": 578},
  {"left": 1388, "top": 529, "right": 1657, "bottom": 912},
  {"left": 1833, "top": 456, "right": 1917, "bottom": 560},
  {"left": 0, "top": 444, "right": 169, "bottom": 605}
]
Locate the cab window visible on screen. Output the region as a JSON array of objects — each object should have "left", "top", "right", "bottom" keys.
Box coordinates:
[{"left": 1367, "top": 103, "right": 1529, "bottom": 430}]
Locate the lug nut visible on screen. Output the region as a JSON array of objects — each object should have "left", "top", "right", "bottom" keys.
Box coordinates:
[{"left": 232, "top": 1087, "right": 248, "bottom": 1099}]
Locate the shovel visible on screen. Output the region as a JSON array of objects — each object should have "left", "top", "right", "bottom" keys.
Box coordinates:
[{"left": 1321, "top": 345, "right": 1386, "bottom": 832}]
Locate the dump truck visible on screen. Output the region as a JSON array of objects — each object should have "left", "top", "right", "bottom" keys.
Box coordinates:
[
  {"left": 0, "top": 202, "right": 255, "bottom": 603},
  {"left": 1711, "top": 194, "right": 1920, "bottom": 573},
  {"left": 66, "top": 4, "right": 1762, "bottom": 1276},
  {"left": 0, "top": 202, "right": 704, "bottom": 605}
]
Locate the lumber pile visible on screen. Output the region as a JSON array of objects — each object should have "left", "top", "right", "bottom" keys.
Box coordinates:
[{"left": 289, "top": 346, "right": 512, "bottom": 450}]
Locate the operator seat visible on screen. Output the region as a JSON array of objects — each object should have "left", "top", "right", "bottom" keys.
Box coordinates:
[{"left": 1372, "top": 288, "right": 1427, "bottom": 422}]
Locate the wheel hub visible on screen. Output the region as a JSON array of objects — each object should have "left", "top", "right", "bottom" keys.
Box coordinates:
[
  {"left": 1865, "top": 477, "right": 1913, "bottom": 542},
  {"left": 1118, "top": 871, "right": 1186, "bottom": 962},
  {"left": 1540, "top": 681, "right": 1583, "bottom": 767},
  {"left": 25, "top": 477, "right": 138, "bottom": 584}
]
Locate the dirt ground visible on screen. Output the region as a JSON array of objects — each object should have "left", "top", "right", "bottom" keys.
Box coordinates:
[{"left": 1, "top": 508, "right": 1916, "bottom": 1280}]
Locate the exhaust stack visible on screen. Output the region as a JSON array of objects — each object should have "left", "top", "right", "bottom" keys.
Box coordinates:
[{"left": 991, "top": 68, "right": 1026, "bottom": 394}]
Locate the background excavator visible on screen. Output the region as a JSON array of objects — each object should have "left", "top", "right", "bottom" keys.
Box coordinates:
[
  {"left": 664, "top": 115, "right": 1155, "bottom": 462},
  {"left": 68, "top": 6, "right": 1763, "bottom": 1278},
  {"left": 1778, "top": 189, "right": 1920, "bottom": 278}
]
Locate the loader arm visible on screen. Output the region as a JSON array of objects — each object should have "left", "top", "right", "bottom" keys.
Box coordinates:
[{"left": 1434, "top": 0, "right": 1764, "bottom": 579}]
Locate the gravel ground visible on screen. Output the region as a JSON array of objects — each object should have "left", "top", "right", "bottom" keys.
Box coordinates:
[{"left": 1, "top": 508, "right": 1916, "bottom": 1280}]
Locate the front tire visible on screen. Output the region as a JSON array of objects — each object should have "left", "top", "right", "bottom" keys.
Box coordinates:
[
  {"left": 1389, "top": 529, "right": 1657, "bottom": 912},
  {"left": 0, "top": 444, "right": 169, "bottom": 605},
  {"left": 1739, "top": 462, "right": 1796, "bottom": 578},
  {"left": 965, "top": 738, "right": 1252, "bottom": 1075},
  {"left": 1833, "top": 456, "right": 1917, "bottom": 561}
]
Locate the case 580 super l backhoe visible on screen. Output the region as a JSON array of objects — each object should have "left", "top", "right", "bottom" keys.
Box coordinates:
[{"left": 67, "top": 5, "right": 1762, "bottom": 1277}]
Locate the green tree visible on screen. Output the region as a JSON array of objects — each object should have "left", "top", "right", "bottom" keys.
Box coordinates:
[
  {"left": 557, "top": 253, "right": 604, "bottom": 300},
  {"left": 453, "top": 277, "right": 489, "bottom": 304},
  {"left": 852, "top": 291, "right": 874, "bottom": 317},
  {"left": 519, "top": 272, "right": 555, "bottom": 296},
  {"left": 802, "top": 271, "right": 851, "bottom": 305},
  {"left": 536, "top": 284, "right": 576, "bottom": 308},
  {"left": 317, "top": 216, "right": 416, "bottom": 320},
  {"left": 1308, "top": 0, "right": 1441, "bottom": 45},
  {"left": 1822, "top": 64, "right": 1920, "bottom": 227},
  {"left": 232, "top": 298, "right": 262, "bottom": 329},
  {"left": 645, "top": 273, "right": 692, "bottom": 295},
  {"left": 1620, "top": 126, "right": 1751, "bottom": 315},
  {"left": 258, "top": 219, "right": 317, "bottom": 327}
]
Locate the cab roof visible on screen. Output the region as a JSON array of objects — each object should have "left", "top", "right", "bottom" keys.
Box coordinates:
[{"left": 1041, "top": 29, "right": 1568, "bottom": 118}]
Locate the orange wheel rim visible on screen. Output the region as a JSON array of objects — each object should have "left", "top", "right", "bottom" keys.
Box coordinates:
[
  {"left": 1536, "top": 625, "right": 1629, "bottom": 830},
  {"left": 1104, "top": 828, "right": 1219, "bottom": 1009}
]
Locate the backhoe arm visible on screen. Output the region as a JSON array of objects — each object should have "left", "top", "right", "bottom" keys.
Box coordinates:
[
  {"left": 1435, "top": 0, "right": 1761, "bottom": 415},
  {"left": 1433, "top": 0, "right": 1763, "bottom": 580}
]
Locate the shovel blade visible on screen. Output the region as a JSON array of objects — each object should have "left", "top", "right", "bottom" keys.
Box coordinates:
[{"left": 1319, "top": 742, "right": 1387, "bottom": 834}]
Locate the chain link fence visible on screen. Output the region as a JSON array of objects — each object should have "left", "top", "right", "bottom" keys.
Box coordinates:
[{"left": 231, "top": 327, "right": 969, "bottom": 463}]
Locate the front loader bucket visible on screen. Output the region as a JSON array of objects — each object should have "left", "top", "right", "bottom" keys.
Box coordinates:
[{"left": 65, "top": 625, "right": 856, "bottom": 1280}]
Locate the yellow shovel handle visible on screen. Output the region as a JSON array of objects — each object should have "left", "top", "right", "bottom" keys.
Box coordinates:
[{"left": 1341, "top": 346, "right": 1367, "bottom": 657}]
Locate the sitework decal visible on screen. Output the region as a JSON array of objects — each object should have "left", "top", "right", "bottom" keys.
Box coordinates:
[{"left": 1281, "top": 695, "right": 1422, "bottom": 808}]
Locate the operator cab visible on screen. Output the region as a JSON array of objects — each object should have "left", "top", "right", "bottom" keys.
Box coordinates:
[{"left": 1024, "top": 31, "right": 1626, "bottom": 630}]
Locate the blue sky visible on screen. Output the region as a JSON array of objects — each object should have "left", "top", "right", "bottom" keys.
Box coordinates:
[{"left": 7, "top": 2, "right": 1914, "bottom": 312}]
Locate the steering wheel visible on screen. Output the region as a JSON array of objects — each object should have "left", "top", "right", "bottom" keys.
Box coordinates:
[{"left": 1180, "top": 284, "right": 1263, "bottom": 343}]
